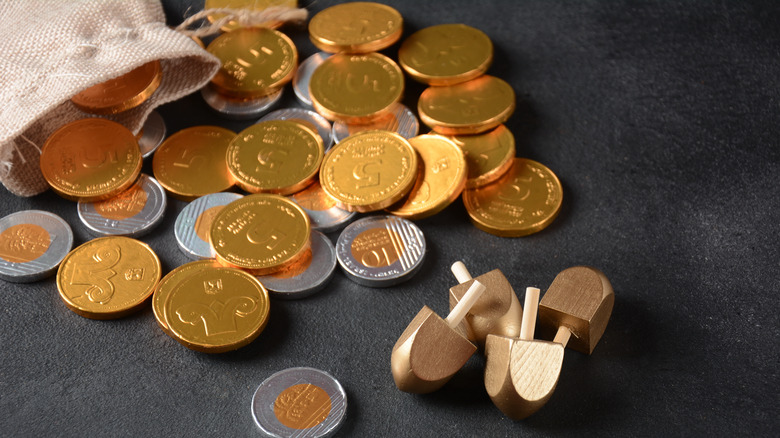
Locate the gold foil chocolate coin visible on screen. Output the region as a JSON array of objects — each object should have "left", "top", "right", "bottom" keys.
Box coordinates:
[
  {"left": 210, "top": 194, "right": 311, "bottom": 275},
  {"left": 71, "top": 61, "right": 162, "bottom": 115},
  {"left": 207, "top": 27, "right": 297, "bottom": 98},
  {"left": 56, "top": 236, "right": 161, "bottom": 319},
  {"left": 418, "top": 75, "right": 515, "bottom": 135},
  {"left": 40, "top": 118, "right": 142, "bottom": 202},
  {"left": 448, "top": 124, "right": 516, "bottom": 188},
  {"left": 387, "top": 134, "right": 467, "bottom": 220},
  {"left": 319, "top": 130, "right": 418, "bottom": 212},
  {"left": 163, "top": 265, "right": 270, "bottom": 353},
  {"left": 152, "top": 126, "right": 236, "bottom": 201},
  {"left": 399, "top": 24, "right": 493, "bottom": 86},
  {"left": 309, "top": 53, "right": 404, "bottom": 123},
  {"left": 226, "top": 120, "right": 324, "bottom": 195},
  {"left": 309, "top": 2, "right": 403, "bottom": 53},
  {"left": 153, "top": 260, "right": 220, "bottom": 335},
  {"left": 463, "top": 158, "right": 563, "bottom": 237}
]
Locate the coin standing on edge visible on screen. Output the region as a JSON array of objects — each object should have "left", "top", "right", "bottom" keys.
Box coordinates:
[
  {"left": 71, "top": 61, "right": 162, "bottom": 115},
  {"left": 289, "top": 181, "right": 356, "bottom": 233},
  {"left": 137, "top": 110, "right": 167, "bottom": 158},
  {"left": 331, "top": 103, "right": 419, "bottom": 144},
  {"left": 336, "top": 215, "right": 426, "bottom": 287},
  {"left": 258, "top": 108, "right": 334, "bottom": 152},
  {"left": 293, "top": 52, "right": 331, "bottom": 108},
  {"left": 210, "top": 194, "right": 311, "bottom": 275},
  {"left": 0, "top": 210, "right": 73, "bottom": 283},
  {"left": 252, "top": 367, "right": 347, "bottom": 438},
  {"left": 40, "top": 118, "right": 143, "bottom": 202},
  {"left": 309, "top": 1, "right": 402, "bottom": 53},
  {"left": 78, "top": 174, "right": 166, "bottom": 237},
  {"left": 448, "top": 124, "right": 516, "bottom": 189},
  {"left": 463, "top": 158, "right": 563, "bottom": 237},
  {"left": 201, "top": 84, "right": 283, "bottom": 120},
  {"left": 57, "top": 236, "right": 162, "bottom": 319},
  {"left": 175, "top": 192, "right": 244, "bottom": 260},
  {"left": 152, "top": 125, "right": 237, "bottom": 201},
  {"left": 256, "top": 231, "right": 337, "bottom": 299}
]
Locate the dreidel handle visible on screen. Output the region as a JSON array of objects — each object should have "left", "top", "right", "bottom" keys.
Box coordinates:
[
  {"left": 519, "top": 287, "right": 540, "bottom": 341},
  {"left": 553, "top": 326, "right": 572, "bottom": 347},
  {"left": 451, "top": 261, "right": 472, "bottom": 284},
  {"left": 445, "top": 280, "right": 485, "bottom": 329}
]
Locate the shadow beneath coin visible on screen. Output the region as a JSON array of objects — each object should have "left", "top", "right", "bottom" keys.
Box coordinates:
[
  {"left": 213, "top": 301, "right": 291, "bottom": 361},
  {"left": 333, "top": 385, "right": 359, "bottom": 437}
]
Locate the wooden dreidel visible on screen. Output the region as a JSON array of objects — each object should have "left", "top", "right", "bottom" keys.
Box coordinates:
[
  {"left": 449, "top": 261, "right": 524, "bottom": 348},
  {"left": 538, "top": 266, "right": 614, "bottom": 354},
  {"left": 484, "top": 287, "right": 565, "bottom": 419},
  {"left": 391, "top": 280, "right": 487, "bottom": 394}
]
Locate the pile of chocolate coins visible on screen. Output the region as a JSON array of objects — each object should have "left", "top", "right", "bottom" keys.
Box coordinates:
[{"left": 392, "top": 262, "right": 615, "bottom": 419}]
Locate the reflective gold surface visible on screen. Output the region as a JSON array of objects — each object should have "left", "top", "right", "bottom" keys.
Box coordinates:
[
  {"left": 463, "top": 158, "right": 563, "bottom": 237},
  {"left": 308, "top": 2, "right": 402, "bottom": 53},
  {"left": 418, "top": 75, "right": 515, "bottom": 135},
  {"left": 210, "top": 194, "right": 310, "bottom": 274},
  {"left": 309, "top": 53, "right": 404, "bottom": 123},
  {"left": 163, "top": 265, "right": 270, "bottom": 353},
  {"left": 387, "top": 134, "right": 466, "bottom": 220},
  {"left": 152, "top": 126, "right": 237, "bottom": 201},
  {"left": 204, "top": 0, "right": 297, "bottom": 31},
  {"left": 226, "top": 120, "right": 323, "bottom": 195},
  {"left": 40, "top": 119, "right": 142, "bottom": 202},
  {"left": 538, "top": 266, "right": 614, "bottom": 354},
  {"left": 153, "top": 260, "right": 220, "bottom": 334},
  {"left": 319, "top": 130, "right": 418, "bottom": 212},
  {"left": 71, "top": 61, "right": 162, "bottom": 115},
  {"left": 57, "top": 236, "right": 161, "bottom": 319},
  {"left": 274, "top": 383, "right": 331, "bottom": 429},
  {"left": 0, "top": 224, "right": 49, "bottom": 263},
  {"left": 448, "top": 124, "right": 515, "bottom": 189},
  {"left": 399, "top": 24, "right": 493, "bottom": 85},
  {"left": 208, "top": 27, "right": 297, "bottom": 98}
]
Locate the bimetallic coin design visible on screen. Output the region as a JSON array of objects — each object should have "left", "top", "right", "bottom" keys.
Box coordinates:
[
  {"left": 227, "top": 120, "right": 324, "bottom": 195},
  {"left": 320, "top": 130, "right": 418, "bottom": 213},
  {"left": 71, "top": 61, "right": 162, "bottom": 115},
  {"left": 252, "top": 367, "right": 347, "bottom": 438},
  {"left": 336, "top": 215, "right": 425, "bottom": 287},
  {"left": 204, "top": 0, "right": 297, "bottom": 31},
  {"left": 448, "top": 124, "right": 516, "bottom": 188},
  {"left": 137, "top": 110, "right": 166, "bottom": 158},
  {"left": 256, "top": 231, "right": 337, "bottom": 299},
  {"left": 208, "top": 27, "right": 297, "bottom": 98},
  {"left": 201, "top": 84, "right": 283, "bottom": 120},
  {"left": 258, "top": 108, "right": 334, "bottom": 151},
  {"left": 293, "top": 52, "right": 332, "bottom": 107},
  {"left": 331, "top": 103, "right": 419, "bottom": 144},
  {"left": 386, "top": 135, "right": 467, "bottom": 220},
  {"left": 210, "top": 194, "right": 311, "bottom": 275},
  {"left": 309, "top": 53, "right": 404, "bottom": 123},
  {"left": 290, "top": 181, "right": 356, "bottom": 233},
  {"left": 153, "top": 260, "right": 221, "bottom": 334},
  {"left": 399, "top": 24, "right": 493, "bottom": 86},
  {"left": 40, "top": 118, "right": 142, "bottom": 202},
  {"left": 163, "top": 265, "right": 270, "bottom": 353},
  {"left": 174, "top": 192, "right": 244, "bottom": 260},
  {"left": 78, "top": 174, "right": 166, "bottom": 237},
  {"left": 463, "top": 158, "right": 563, "bottom": 237},
  {"left": 56, "top": 236, "right": 161, "bottom": 319},
  {"left": 152, "top": 125, "right": 237, "bottom": 201},
  {"left": 418, "top": 75, "right": 516, "bottom": 135},
  {"left": 309, "top": 2, "right": 402, "bottom": 53},
  {"left": 0, "top": 211, "right": 73, "bottom": 283}
]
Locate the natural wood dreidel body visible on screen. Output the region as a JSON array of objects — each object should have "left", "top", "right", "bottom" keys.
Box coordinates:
[
  {"left": 449, "top": 262, "right": 524, "bottom": 348},
  {"left": 391, "top": 281, "right": 486, "bottom": 393}
]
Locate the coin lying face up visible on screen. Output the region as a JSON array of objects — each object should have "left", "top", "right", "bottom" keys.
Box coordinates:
[
  {"left": 0, "top": 210, "right": 73, "bottom": 283},
  {"left": 256, "top": 231, "right": 337, "bottom": 300},
  {"left": 336, "top": 215, "right": 426, "bottom": 287},
  {"left": 252, "top": 367, "right": 347, "bottom": 438},
  {"left": 78, "top": 174, "right": 166, "bottom": 237},
  {"left": 174, "top": 192, "right": 244, "bottom": 260}
]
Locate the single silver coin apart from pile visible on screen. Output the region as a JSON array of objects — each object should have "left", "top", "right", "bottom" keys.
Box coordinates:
[
  {"left": 0, "top": 210, "right": 73, "bottom": 283},
  {"left": 252, "top": 367, "right": 347, "bottom": 438}
]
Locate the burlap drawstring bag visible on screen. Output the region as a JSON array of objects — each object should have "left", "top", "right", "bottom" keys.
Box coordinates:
[{"left": 0, "top": 0, "right": 221, "bottom": 197}]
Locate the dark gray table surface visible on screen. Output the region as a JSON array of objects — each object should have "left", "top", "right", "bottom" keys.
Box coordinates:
[{"left": 2, "top": 0, "right": 778, "bottom": 436}]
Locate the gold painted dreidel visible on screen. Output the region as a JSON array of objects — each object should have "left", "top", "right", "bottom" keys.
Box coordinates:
[
  {"left": 391, "top": 280, "right": 487, "bottom": 394},
  {"left": 538, "top": 266, "right": 614, "bottom": 354},
  {"left": 484, "top": 287, "right": 565, "bottom": 419},
  {"left": 449, "top": 261, "right": 524, "bottom": 348}
]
